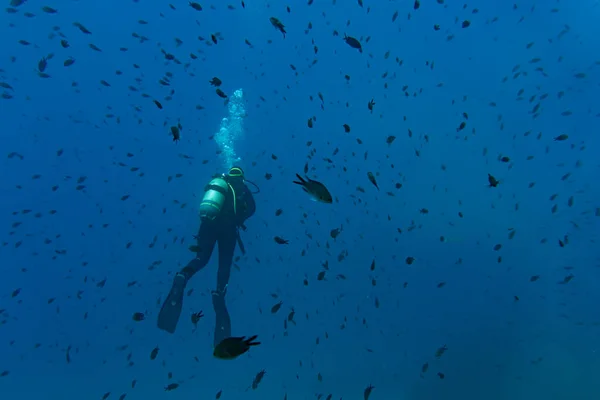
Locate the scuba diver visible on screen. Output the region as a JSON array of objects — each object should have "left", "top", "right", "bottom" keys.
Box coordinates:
[{"left": 157, "top": 166, "right": 257, "bottom": 347}]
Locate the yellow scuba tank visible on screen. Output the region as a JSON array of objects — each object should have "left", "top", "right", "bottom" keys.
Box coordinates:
[{"left": 199, "top": 176, "right": 232, "bottom": 221}]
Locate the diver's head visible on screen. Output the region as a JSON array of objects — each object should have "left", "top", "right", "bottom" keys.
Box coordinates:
[{"left": 228, "top": 166, "right": 245, "bottom": 182}]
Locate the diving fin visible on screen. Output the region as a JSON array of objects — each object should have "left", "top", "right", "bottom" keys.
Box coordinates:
[{"left": 157, "top": 274, "right": 186, "bottom": 334}]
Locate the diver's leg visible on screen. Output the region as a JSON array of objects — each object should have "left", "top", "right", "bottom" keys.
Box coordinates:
[
  {"left": 158, "top": 222, "right": 216, "bottom": 333},
  {"left": 180, "top": 222, "right": 217, "bottom": 281},
  {"left": 212, "top": 227, "right": 236, "bottom": 346}
]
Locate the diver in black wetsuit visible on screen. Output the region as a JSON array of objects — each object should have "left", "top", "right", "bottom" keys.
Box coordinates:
[{"left": 157, "top": 166, "right": 256, "bottom": 347}]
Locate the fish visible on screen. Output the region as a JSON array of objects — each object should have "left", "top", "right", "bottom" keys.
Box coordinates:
[
  {"left": 170, "top": 126, "right": 181, "bottom": 142},
  {"left": 269, "top": 17, "right": 286, "bottom": 38},
  {"left": 132, "top": 312, "right": 145, "bottom": 321},
  {"left": 270, "top": 301, "right": 283, "bottom": 314},
  {"left": 488, "top": 173, "right": 499, "bottom": 187},
  {"left": 189, "top": 2, "right": 202, "bottom": 11},
  {"left": 274, "top": 236, "right": 289, "bottom": 244},
  {"left": 213, "top": 335, "right": 260, "bottom": 360},
  {"left": 150, "top": 346, "right": 159, "bottom": 360},
  {"left": 251, "top": 369, "right": 266, "bottom": 390},
  {"left": 293, "top": 174, "right": 332, "bottom": 203},
  {"left": 343, "top": 34, "right": 362, "bottom": 52},
  {"left": 191, "top": 311, "right": 204, "bottom": 328},
  {"left": 367, "top": 172, "right": 379, "bottom": 190}
]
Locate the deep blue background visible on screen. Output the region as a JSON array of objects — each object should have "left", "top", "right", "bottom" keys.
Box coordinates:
[{"left": 1, "top": 0, "right": 599, "bottom": 399}]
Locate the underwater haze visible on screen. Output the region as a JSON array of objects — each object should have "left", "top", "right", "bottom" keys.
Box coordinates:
[{"left": 1, "top": 0, "right": 600, "bottom": 399}]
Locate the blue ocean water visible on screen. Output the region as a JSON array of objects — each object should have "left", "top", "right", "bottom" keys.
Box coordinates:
[{"left": 1, "top": 0, "right": 599, "bottom": 399}]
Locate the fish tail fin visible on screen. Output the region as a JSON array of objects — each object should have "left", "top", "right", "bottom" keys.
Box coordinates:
[
  {"left": 293, "top": 174, "right": 306, "bottom": 185},
  {"left": 245, "top": 335, "right": 260, "bottom": 346}
]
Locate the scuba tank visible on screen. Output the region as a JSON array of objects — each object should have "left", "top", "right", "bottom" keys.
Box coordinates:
[{"left": 199, "top": 175, "right": 232, "bottom": 221}]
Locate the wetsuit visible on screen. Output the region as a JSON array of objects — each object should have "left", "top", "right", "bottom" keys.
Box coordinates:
[{"left": 157, "top": 177, "right": 255, "bottom": 346}]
